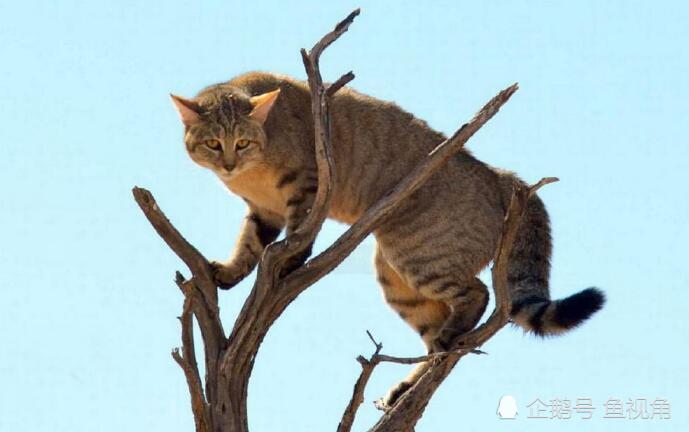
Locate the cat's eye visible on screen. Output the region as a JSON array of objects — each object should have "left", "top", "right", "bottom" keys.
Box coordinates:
[
  {"left": 203, "top": 139, "right": 222, "bottom": 151},
  {"left": 235, "top": 139, "right": 253, "bottom": 150}
]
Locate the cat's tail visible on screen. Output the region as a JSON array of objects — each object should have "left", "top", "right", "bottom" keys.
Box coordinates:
[{"left": 502, "top": 182, "right": 605, "bottom": 336}]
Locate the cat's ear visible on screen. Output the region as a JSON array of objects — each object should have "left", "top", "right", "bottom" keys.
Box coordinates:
[
  {"left": 170, "top": 94, "right": 202, "bottom": 126},
  {"left": 249, "top": 89, "right": 281, "bottom": 125}
]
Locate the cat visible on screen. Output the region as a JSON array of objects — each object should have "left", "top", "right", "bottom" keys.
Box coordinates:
[{"left": 170, "top": 71, "right": 605, "bottom": 406}]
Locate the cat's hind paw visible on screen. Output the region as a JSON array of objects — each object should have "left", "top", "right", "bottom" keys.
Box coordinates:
[
  {"left": 430, "top": 330, "right": 456, "bottom": 354},
  {"left": 380, "top": 381, "right": 413, "bottom": 410}
]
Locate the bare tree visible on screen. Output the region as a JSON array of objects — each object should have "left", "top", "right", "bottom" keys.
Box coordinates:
[{"left": 133, "top": 9, "right": 556, "bottom": 432}]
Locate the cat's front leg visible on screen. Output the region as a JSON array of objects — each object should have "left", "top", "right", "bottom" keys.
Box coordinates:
[
  {"left": 279, "top": 173, "right": 319, "bottom": 276},
  {"left": 212, "top": 205, "right": 284, "bottom": 289}
]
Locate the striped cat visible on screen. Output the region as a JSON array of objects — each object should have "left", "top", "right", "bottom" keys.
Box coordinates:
[{"left": 171, "top": 71, "right": 605, "bottom": 406}]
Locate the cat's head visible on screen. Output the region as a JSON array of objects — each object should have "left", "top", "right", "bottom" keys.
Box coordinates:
[{"left": 170, "top": 88, "right": 280, "bottom": 178}]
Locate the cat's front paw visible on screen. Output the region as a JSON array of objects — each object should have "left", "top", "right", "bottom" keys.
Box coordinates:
[{"left": 210, "top": 261, "right": 243, "bottom": 290}]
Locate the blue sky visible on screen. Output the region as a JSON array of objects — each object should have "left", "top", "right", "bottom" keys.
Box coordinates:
[{"left": 1, "top": 1, "right": 687, "bottom": 430}]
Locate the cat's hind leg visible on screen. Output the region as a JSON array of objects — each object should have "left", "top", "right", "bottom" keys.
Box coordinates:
[
  {"left": 417, "top": 277, "right": 490, "bottom": 353},
  {"left": 392, "top": 238, "right": 492, "bottom": 353},
  {"left": 374, "top": 244, "right": 450, "bottom": 407},
  {"left": 375, "top": 244, "right": 451, "bottom": 345}
]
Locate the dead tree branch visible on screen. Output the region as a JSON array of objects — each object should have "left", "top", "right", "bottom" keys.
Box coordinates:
[
  {"left": 337, "top": 332, "right": 486, "bottom": 432},
  {"left": 337, "top": 332, "right": 383, "bottom": 432},
  {"left": 133, "top": 8, "right": 536, "bottom": 432},
  {"left": 172, "top": 294, "right": 211, "bottom": 432}
]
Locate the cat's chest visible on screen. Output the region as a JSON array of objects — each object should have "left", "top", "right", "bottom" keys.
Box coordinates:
[{"left": 222, "top": 166, "right": 286, "bottom": 215}]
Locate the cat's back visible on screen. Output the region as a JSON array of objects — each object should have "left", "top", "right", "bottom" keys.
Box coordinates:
[
  {"left": 216, "top": 72, "right": 504, "bottom": 223},
  {"left": 221, "top": 71, "right": 445, "bottom": 154}
]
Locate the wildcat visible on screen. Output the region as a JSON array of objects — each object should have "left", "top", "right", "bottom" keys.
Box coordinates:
[{"left": 170, "top": 71, "right": 605, "bottom": 406}]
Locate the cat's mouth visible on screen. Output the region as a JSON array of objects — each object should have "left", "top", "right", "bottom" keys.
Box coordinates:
[
  {"left": 219, "top": 169, "right": 235, "bottom": 180},
  {"left": 218, "top": 164, "right": 240, "bottom": 181}
]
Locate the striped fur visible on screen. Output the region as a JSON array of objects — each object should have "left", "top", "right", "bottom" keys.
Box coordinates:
[{"left": 172, "top": 71, "right": 606, "bottom": 406}]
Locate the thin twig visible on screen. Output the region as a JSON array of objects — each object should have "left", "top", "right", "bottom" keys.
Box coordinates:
[
  {"left": 337, "top": 331, "right": 382, "bottom": 432},
  {"left": 310, "top": 8, "right": 360, "bottom": 60},
  {"left": 327, "top": 71, "right": 355, "bottom": 97},
  {"left": 173, "top": 297, "right": 211, "bottom": 432},
  {"left": 366, "top": 330, "right": 383, "bottom": 352},
  {"left": 528, "top": 176, "right": 559, "bottom": 198},
  {"left": 376, "top": 349, "right": 486, "bottom": 365}
]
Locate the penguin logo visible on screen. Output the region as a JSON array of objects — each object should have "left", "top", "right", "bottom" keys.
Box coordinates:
[{"left": 497, "top": 395, "right": 518, "bottom": 419}]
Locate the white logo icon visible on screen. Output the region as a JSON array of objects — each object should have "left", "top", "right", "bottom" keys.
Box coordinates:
[{"left": 497, "top": 395, "right": 518, "bottom": 419}]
